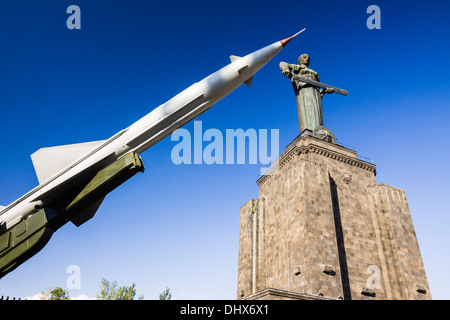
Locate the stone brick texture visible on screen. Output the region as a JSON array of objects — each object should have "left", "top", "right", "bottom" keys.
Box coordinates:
[{"left": 237, "top": 135, "right": 431, "bottom": 300}]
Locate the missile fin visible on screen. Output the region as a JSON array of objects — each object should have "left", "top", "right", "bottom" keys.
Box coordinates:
[
  {"left": 244, "top": 76, "right": 253, "bottom": 87},
  {"left": 70, "top": 196, "right": 105, "bottom": 227},
  {"left": 230, "top": 55, "right": 241, "bottom": 63},
  {"left": 31, "top": 140, "right": 106, "bottom": 184}
]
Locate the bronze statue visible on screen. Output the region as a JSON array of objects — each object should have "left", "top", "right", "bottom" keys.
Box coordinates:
[{"left": 280, "top": 54, "right": 347, "bottom": 143}]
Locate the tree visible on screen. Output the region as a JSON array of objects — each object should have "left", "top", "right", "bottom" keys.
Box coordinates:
[
  {"left": 158, "top": 287, "right": 171, "bottom": 300},
  {"left": 97, "top": 278, "right": 144, "bottom": 300},
  {"left": 40, "top": 287, "right": 70, "bottom": 300}
]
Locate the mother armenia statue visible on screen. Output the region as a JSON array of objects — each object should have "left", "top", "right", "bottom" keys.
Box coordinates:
[{"left": 280, "top": 54, "right": 346, "bottom": 144}]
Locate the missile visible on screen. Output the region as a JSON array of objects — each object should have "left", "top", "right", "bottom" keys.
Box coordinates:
[{"left": 0, "top": 30, "right": 304, "bottom": 278}]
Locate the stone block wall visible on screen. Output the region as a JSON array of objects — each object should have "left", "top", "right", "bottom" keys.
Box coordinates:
[{"left": 237, "top": 135, "right": 431, "bottom": 300}]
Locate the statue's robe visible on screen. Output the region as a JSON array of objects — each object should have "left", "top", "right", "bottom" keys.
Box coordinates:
[{"left": 280, "top": 62, "right": 323, "bottom": 134}]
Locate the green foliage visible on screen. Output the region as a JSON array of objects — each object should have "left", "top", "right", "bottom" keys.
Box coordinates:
[
  {"left": 158, "top": 287, "right": 171, "bottom": 300},
  {"left": 39, "top": 279, "right": 162, "bottom": 300},
  {"left": 40, "top": 287, "right": 70, "bottom": 300},
  {"left": 97, "top": 278, "right": 144, "bottom": 300}
]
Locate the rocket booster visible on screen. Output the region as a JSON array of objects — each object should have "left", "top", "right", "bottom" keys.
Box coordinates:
[{"left": 0, "top": 30, "right": 304, "bottom": 277}]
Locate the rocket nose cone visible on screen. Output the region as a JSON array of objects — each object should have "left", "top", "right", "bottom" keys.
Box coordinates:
[
  {"left": 280, "top": 28, "right": 306, "bottom": 47},
  {"left": 280, "top": 36, "right": 294, "bottom": 47}
]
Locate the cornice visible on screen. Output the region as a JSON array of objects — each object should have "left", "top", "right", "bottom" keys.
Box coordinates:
[{"left": 257, "top": 140, "right": 377, "bottom": 187}]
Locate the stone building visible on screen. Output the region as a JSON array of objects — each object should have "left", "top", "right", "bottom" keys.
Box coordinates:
[{"left": 237, "top": 134, "right": 431, "bottom": 300}]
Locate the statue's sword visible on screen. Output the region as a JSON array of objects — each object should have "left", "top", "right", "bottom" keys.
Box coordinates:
[{"left": 288, "top": 72, "right": 348, "bottom": 96}]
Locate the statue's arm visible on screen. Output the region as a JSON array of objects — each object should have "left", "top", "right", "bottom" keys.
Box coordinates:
[
  {"left": 320, "top": 87, "right": 335, "bottom": 97},
  {"left": 279, "top": 62, "right": 295, "bottom": 78}
]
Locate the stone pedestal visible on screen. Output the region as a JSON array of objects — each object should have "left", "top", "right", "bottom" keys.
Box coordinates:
[{"left": 237, "top": 135, "right": 431, "bottom": 300}]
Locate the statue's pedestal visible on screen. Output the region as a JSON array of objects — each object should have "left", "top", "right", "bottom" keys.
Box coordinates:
[{"left": 237, "top": 135, "right": 431, "bottom": 300}]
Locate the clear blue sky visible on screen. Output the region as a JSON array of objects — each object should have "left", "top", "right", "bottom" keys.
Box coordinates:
[{"left": 0, "top": 0, "right": 449, "bottom": 300}]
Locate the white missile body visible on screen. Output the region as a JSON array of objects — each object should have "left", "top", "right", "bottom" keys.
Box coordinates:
[{"left": 0, "top": 31, "right": 303, "bottom": 233}]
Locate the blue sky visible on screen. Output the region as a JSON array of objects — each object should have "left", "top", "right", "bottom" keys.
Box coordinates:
[{"left": 0, "top": 0, "right": 449, "bottom": 300}]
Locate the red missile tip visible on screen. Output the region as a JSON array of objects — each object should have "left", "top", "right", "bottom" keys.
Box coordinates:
[
  {"left": 280, "top": 28, "right": 306, "bottom": 47},
  {"left": 280, "top": 36, "right": 294, "bottom": 47}
]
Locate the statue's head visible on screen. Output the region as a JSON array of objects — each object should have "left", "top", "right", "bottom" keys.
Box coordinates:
[{"left": 298, "top": 54, "right": 310, "bottom": 66}]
